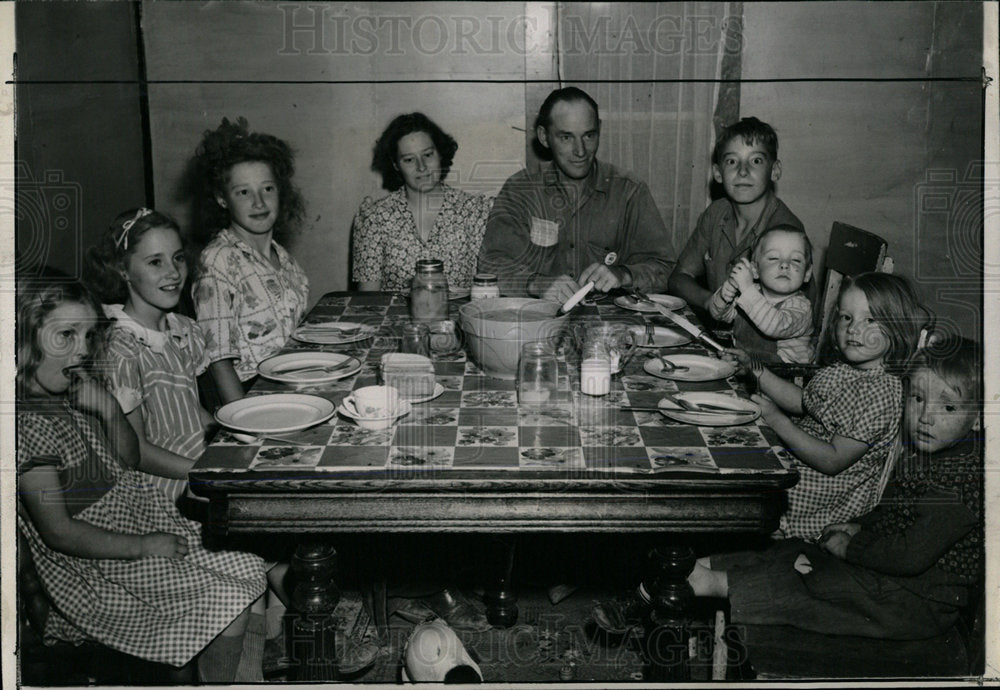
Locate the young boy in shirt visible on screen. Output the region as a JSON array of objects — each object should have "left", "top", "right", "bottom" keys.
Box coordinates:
[
  {"left": 668, "top": 117, "right": 807, "bottom": 339},
  {"left": 595, "top": 335, "right": 982, "bottom": 641},
  {"left": 708, "top": 225, "right": 814, "bottom": 363}
]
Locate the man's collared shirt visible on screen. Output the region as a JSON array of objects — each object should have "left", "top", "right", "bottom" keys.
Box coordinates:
[{"left": 478, "top": 159, "right": 674, "bottom": 296}]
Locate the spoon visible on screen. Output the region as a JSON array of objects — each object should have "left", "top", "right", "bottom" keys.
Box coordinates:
[{"left": 653, "top": 355, "right": 689, "bottom": 373}]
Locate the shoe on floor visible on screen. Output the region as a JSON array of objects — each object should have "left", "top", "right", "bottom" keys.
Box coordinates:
[
  {"left": 340, "top": 639, "right": 380, "bottom": 675},
  {"left": 422, "top": 589, "right": 491, "bottom": 633},
  {"left": 390, "top": 597, "right": 438, "bottom": 625},
  {"left": 591, "top": 594, "right": 649, "bottom": 635},
  {"left": 547, "top": 584, "right": 578, "bottom": 605}
]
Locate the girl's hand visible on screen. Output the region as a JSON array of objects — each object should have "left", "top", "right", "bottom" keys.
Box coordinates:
[
  {"left": 819, "top": 530, "right": 852, "bottom": 559},
  {"left": 751, "top": 393, "right": 783, "bottom": 425},
  {"left": 730, "top": 258, "right": 755, "bottom": 292},
  {"left": 67, "top": 371, "right": 119, "bottom": 419},
  {"left": 722, "top": 348, "right": 752, "bottom": 374},
  {"left": 140, "top": 532, "right": 189, "bottom": 560},
  {"left": 821, "top": 522, "right": 861, "bottom": 539}
]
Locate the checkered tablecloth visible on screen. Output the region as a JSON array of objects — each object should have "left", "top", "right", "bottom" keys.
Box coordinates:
[{"left": 193, "top": 292, "right": 794, "bottom": 477}]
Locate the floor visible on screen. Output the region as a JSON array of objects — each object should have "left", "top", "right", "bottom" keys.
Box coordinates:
[{"left": 269, "top": 586, "right": 727, "bottom": 684}]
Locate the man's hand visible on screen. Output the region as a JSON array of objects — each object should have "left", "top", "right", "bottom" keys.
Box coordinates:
[
  {"left": 729, "top": 258, "right": 755, "bottom": 292},
  {"left": 531, "top": 274, "right": 581, "bottom": 303},
  {"left": 578, "top": 263, "right": 626, "bottom": 293}
]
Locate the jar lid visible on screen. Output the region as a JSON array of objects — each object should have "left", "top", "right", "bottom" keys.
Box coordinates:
[
  {"left": 473, "top": 273, "right": 498, "bottom": 284},
  {"left": 415, "top": 259, "right": 444, "bottom": 273}
]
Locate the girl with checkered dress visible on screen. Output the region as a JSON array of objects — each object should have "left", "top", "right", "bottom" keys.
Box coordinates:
[
  {"left": 85, "top": 208, "right": 214, "bottom": 505},
  {"left": 16, "top": 277, "right": 268, "bottom": 680},
  {"left": 745, "top": 273, "right": 930, "bottom": 540}
]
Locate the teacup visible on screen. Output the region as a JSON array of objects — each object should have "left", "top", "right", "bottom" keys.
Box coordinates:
[{"left": 342, "top": 385, "right": 401, "bottom": 419}]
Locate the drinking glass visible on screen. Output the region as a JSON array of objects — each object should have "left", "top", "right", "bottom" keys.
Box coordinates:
[{"left": 517, "top": 342, "right": 558, "bottom": 406}]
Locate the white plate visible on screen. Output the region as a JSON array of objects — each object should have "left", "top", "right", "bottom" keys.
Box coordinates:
[
  {"left": 614, "top": 294, "right": 686, "bottom": 313},
  {"left": 216, "top": 393, "right": 336, "bottom": 434},
  {"left": 643, "top": 354, "right": 737, "bottom": 382},
  {"left": 403, "top": 382, "right": 445, "bottom": 404},
  {"left": 292, "top": 321, "right": 376, "bottom": 344},
  {"left": 658, "top": 392, "right": 760, "bottom": 426},
  {"left": 627, "top": 324, "right": 692, "bottom": 348},
  {"left": 449, "top": 288, "right": 471, "bottom": 301},
  {"left": 258, "top": 352, "right": 361, "bottom": 383},
  {"left": 336, "top": 399, "right": 412, "bottom": 430}
]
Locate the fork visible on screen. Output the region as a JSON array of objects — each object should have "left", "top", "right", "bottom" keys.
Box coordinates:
[
  {"left": 660, "top": 392, "right": 754, "bottom": 415},
  {"left": 744, "top": 353, "right": 766, "bottom": 395},
  {"left": 644, "top": 323, "right": 656, "bottom": 346},
  {"left": 629, "top": 288, "right": 650, "bottom": 303}
]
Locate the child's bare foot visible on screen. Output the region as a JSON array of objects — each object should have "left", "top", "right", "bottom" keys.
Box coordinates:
[{"left": 688, "top": 562, "right": 728, "bottom": 598}]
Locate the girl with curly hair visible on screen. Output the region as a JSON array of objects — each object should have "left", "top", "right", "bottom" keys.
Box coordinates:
[
  {"left": 190, "top": 117, "right": 309, "bottom": 404},
  {"left": 85, "top": 208, "right": 213, "bottom": 503},
  {"left": 353, "top": 112, "right": 492, "bottom": 291}
]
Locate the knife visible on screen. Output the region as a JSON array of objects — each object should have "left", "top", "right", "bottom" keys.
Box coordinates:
[{"left": 651, "top": 305, "right": 725, "bottom": 353}]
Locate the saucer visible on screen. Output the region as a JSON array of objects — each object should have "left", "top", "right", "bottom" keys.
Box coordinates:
[{"left": 337, "top": 399, "right": 412, "bottom": 430}]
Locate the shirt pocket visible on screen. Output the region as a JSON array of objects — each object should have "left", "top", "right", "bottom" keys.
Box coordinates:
[{"left": 530, "top": 217, "right": 559, "bottom": 247}]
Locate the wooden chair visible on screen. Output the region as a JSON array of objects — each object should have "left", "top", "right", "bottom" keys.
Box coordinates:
[{"left": 813, "top": 222, "right": 892, "bottom": 363}]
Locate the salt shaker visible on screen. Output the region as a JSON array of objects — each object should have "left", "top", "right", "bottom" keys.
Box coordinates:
[
  {"left": 580, "top": 340, "right": 611, "bottom": 396},
  {"left": 517, "top": 342, "right": 558, "bottom": 406}
]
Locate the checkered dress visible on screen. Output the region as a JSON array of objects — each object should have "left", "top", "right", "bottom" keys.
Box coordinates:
[
  {"left": 17, "top": 403, "right": 267, "bottom": 667},
  {"left": 779, "top": 362, "right": 903, "bottom": 540}
]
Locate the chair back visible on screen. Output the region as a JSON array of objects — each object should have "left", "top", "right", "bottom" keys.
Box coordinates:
[{"left": 814, "top": 223, "right": 890, "bottom": 362}]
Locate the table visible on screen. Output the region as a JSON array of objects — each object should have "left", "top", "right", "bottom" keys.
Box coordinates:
[{"left": 190, "top": 291, "right": 798, "bottom": 681}]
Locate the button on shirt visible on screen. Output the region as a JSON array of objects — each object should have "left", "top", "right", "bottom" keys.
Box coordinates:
[{"left": 478, "top": 160, "right": 674, "bottom": 296}]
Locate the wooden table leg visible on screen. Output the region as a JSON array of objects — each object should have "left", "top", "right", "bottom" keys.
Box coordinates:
[
  {"left": 482, "top": 536, "right": 518, "bottom": 628},
  {"left": 643, "top": 545, "right": 696, "bottom": 682},
  {"left": 287, "top": 541, "right": 340, "bottom": 681}
]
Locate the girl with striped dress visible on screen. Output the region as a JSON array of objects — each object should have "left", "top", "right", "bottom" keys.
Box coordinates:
[{"left": 86, "top": 208, "right": 213, "bottom": 504}]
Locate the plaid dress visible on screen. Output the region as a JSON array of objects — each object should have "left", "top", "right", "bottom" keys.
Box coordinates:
[
  {"left": 17, "top": 402, "right": 267, "bottom": 667},
  {"left": 779, "top": 362, "right": 903, "bottom": 540},
  {"left": 104, "top": 305, "right": 210, "bottom": 503}
]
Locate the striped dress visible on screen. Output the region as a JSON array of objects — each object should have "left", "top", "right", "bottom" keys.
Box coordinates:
[{"left": 104, "top": 305, "right": 210, "bottom": 503}]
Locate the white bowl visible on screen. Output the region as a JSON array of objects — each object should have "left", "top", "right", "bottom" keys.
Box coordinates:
[{"left": 337, "top": 400, "right": 412, "bottom": 430}]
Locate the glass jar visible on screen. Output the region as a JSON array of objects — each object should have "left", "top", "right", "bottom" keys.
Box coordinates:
[
  {"left": 580, "top": 340, "right": 611, "bottom": 396},
  {"left": 410, "top": 259, "right": 449, "bottom": 322},
  {"left": 400, "top": 322, "right": 430, "bottom": 356},
  {"left": 470, "top": 273, "right": 500, "bottom": 300},
  {"left": 517, "top": 341, "right": 559, "bottom": 406}
]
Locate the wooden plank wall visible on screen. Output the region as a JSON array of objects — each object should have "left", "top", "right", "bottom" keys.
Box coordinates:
[
  {"left": 142, "top": 1, "right": 529, "bottom": 302},
  {"left": 741, "top": 1, "right": 983, "bottom": 338}
]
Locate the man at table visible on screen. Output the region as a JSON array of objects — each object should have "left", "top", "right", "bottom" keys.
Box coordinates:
[{"left": 478, "top": 87, "right": 674, "bottom": 302}]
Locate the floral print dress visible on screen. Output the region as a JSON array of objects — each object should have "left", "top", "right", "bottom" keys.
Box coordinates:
[{"left": 352, "top": 184, "right": 492, "bottom": 291}]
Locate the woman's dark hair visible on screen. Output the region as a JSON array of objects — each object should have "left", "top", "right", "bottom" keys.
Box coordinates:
[
  {"left": 16, "top": 272, "right": 109, "bottom": 398},
  {"left": 85, "top": 208, "right": 183, "bottom": 304},
  {"left": 192, "top": 117, "right": 305, "bottom": 245},
  {"left": 371, "top": 112, "right": 458, "bottom": 192},
  {"left": 833, "top": 272, "right": 931, "bottom": 375}
]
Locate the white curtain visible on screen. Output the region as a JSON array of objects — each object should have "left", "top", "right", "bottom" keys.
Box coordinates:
[{"left": 552, "top": 1, "right": 735, "bottom": 251}]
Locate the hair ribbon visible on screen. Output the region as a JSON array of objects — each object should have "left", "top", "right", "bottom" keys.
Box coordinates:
[{"left": 115, "top": 208, "right": 153, "bottom": 250}]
